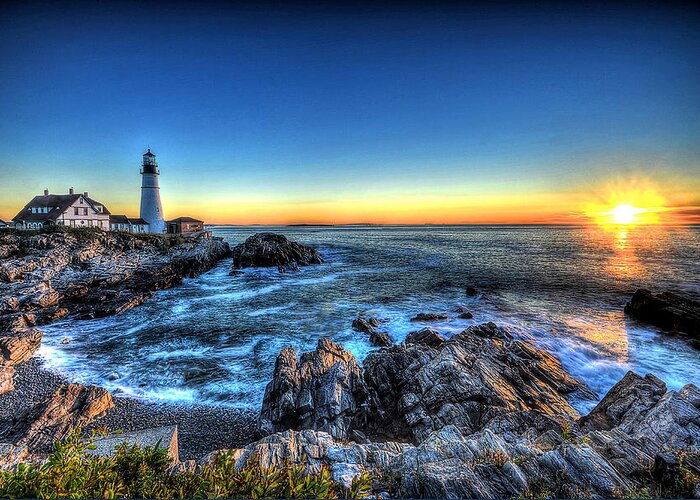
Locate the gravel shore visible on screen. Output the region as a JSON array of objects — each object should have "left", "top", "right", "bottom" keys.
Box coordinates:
[{"left": 0, "top": 358, "right": 262, "bottom": 461}]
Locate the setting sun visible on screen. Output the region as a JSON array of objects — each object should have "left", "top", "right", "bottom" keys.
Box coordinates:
[
  {"left": 610, "top": 204, "right": 643, "bottom": 225},
  {"left": 582, "top": 177, "right": 674, "bottom": 228}
]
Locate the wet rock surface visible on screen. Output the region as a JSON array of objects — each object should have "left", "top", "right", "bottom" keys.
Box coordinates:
[
  {"left": 0, "top": 229, "right": 230, "bottom": 329},
  {"left": 625, "top": 288, "right": 700, "bottom": 345},
  {"left": 231, "top": 232, "right": 323, "bottom": 272},
  {"left": 410, "top": 312, "right": 448, "bottom": 322},
  {"left": 352, "top": 316, "right": 393, "bottom": 347},
  {"left": 404, "top": 327, "right": 445, "bottom": 348}
]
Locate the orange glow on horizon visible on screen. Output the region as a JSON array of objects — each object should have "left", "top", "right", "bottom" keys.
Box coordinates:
[{"left": 1, "top": 174, "right": 698, "bottom": 226}]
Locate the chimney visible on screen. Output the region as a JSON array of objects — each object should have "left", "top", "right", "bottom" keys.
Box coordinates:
[
  {"left": 69, "top": 187, "right": 74, "bottom": 195},
  {"left": 43, "top": 188, "right": 49, "bottom": 196},
  {"left": 83, "top": 191, "right": 89, "bottom": 197}
]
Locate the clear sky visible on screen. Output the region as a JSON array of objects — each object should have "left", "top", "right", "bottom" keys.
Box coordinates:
[{"left": 1, "top": 1, "right": 699, "bottom": 224}]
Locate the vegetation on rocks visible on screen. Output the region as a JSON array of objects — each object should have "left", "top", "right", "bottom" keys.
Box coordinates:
[{"left": 0, "top": 429, "right": 373, "bottom": 499}]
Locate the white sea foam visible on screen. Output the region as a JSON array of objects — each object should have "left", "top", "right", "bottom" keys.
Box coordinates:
[{"left": 34, "top": 225, "right": 700, "bottom": 409}]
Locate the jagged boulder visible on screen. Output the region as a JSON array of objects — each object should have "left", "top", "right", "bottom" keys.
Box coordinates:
[
  {"left": 232, "top": 233, "right": 323, "bottom": 272},
  {"left": 363, "top": 322, "right": 594, "bottom": 442},
  {"left": 0, "top": 328, "right": 43, "bottom": 366},
  {"left": 260, "top": 338, "right": 368, "bottom": 440},
  {"left": 625, "top": 289, "right": 700, "bottom": 343},
  {"left": 0, "top": 383, "right": 113, "bottom": 456},
  {"left": 352, "top": 317, "right": 393, "bottom": 347},
  {"left": 405, "top": 327, "right": 445, "bottom": 348},
  {"left": 580, "top": 372, "right": 667, "bottom": 432}
]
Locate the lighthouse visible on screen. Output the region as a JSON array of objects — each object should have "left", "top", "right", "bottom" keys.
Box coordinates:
[{"left": 139, "top": 148, "right": 165, "bottom": 234}]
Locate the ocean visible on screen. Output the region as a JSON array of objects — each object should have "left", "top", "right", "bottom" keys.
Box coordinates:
[{"left": 39, "top": 225, "right": 700, "bottom": 413}]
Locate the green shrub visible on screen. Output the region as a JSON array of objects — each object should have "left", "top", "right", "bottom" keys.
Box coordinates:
[{"left": 0, "top": 429, "right": 374, "bottom": 499}]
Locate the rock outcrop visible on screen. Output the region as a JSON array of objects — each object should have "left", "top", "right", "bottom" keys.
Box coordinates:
[
  {"left": 0, "top": 327, "right": 44, "bottom": 396},
  {"left": 625, "top": 289, "right": 700, "bottom": 346},
  {"left": 0, "top": 383, "right": 113, "bottom": 462},
  {"left": 259, "top": 338, "right": 368, "bottom": 440},
  {"left": 0, "top": 229, "right": 230, "bottom": 329},
  {"left": 352, "top": 316, "right": 393, "bottom": 347},
  {"left": 251, "top": 339, "right": 700, "bottom": 499},
  {"left": 0, "top": 328, "right": 43, "bottom": 365},
  {"left": 261, "top": 323, "right": 594, "bottom": 444},
  {"left": 580, "top": 371, "right": 667, "bottom": 432},
  {"left": 404, "top": 327, "right": 445, "bottom": 348},
  {"left": 363, "top": 322, "right": 592, "bottom": 442},
  {"left": 231, "top": 233, "right": 323, "bottom": 272}
]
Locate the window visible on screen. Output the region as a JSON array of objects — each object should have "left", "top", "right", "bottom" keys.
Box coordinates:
[
  {"left": 80, "top": 198, "right": 84, "bottom": 204},
  {"left": 74, "top": 207, "right": 79, "bottom": 215}
]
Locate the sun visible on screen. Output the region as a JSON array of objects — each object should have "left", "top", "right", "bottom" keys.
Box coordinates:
[
  {"left": 582, "top": 178, "right": 669, "bottom": 228},
  {"left": 610, "top": 204, "right": 641, "bottom": 225}
]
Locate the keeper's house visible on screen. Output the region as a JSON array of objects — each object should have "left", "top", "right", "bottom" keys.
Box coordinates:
[
  {"left": 12, "top": 188, "right": 110, "bottom": 230},
  {"left": 167, "top": 217, "right": 204, "bottom": 235},
  {"left": 109, "top": 215, "right": 149, "bottom": 233}
]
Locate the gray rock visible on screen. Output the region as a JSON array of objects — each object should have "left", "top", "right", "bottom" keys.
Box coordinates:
[
  {"left": 580, "top": 371, "right": 667, "bottom": 431},
  {"left": 0, "top": 230, "right": 229, "bottom": 327},
  {"left": 363, "top": 322, "right": 593, "bottom": 442},
  {"left": 410, "top": 312, "right": 448, "bottom": 322},
  {"left": 625, "top": 289, "right": 700, "bottom": 343},
  {"left": 231, "top": 233, "right": 322, "bottom": 272},
  {"left": 253, "top": 330, "right": 700, "bottom": 499},
  {"left": 352, "top": 317, "right": 393, "bottom": 347},
  {"left": 260, "top": 338, "right": 368, "bottom": 440},
  {"left": 405, "top": 327, "right": 445, "bottom": 348}
]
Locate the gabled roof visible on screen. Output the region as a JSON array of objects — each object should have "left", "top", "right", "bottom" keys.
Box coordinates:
[
  {"left": 110, "top": 215, "right": 149, "bottom": 226},
  {"left": 168, "top": 216, "right": 203, "bottom": 223},
  {"left": 12, "top": 193, "right": 111, "bottom": 222},
  {"left": 85, "top": 196, "right": 111, "bottom": 215}
]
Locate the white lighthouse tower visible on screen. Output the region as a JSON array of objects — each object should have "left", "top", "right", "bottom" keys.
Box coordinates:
[{"left": 139, "top": 148, "right": 165, "bottom": 234}]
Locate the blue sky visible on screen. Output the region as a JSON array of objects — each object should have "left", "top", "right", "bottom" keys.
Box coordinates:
[{"left": 1, "top": 1, "right": 699, "bottom": 223}]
